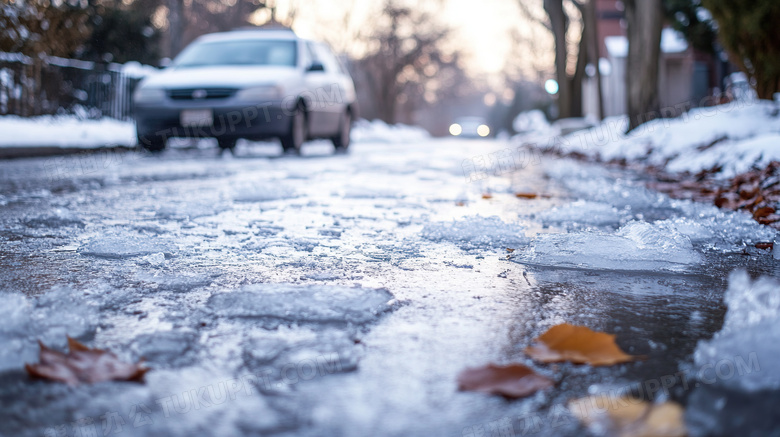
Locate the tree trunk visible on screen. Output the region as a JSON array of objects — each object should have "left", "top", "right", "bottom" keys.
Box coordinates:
[
  {"left": 544, "top": 0, "right": 571, "bottom": 119},
  {"left": 583, "top": 0, "right": 604, "bottom": 120},
  {"left": 570, "top": 23, "right": 587, "bottom": 118},
  {"left": 168, "top": 0, "right": 185, "bottom": 58},
  {"left": 624, "top": 0, "right": 663, "bottom": 132}
]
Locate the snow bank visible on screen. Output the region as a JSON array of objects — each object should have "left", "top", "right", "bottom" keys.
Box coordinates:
[
  {"left": 518, "top": 220, "right": 703, "bottom": 272},
  {"left": 524, "top": 100, "right": 780, "bottom": 178},
  {"left": 0, "top": 115, "right": 136, "bottom": 148},
  {"left": 207, "top": 284, "right": 396, "bottom": 327},
  {"left": 420, "top": 215, "right": 529, "bottom": 250},
  {"left": 351, "top": 119, "right": 430, "bottom": 144},
  {"left": 693, "top": 271, "right": 780, "bottom": 391}
]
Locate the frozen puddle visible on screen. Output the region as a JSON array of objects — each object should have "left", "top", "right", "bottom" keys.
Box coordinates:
[
  {"left": 79, "top": 233, "right": 177, "bottom": 258},
  {"left": 420, "top": 215, "right": 529, "bottom": 250},
  {"left": 536, "top": 200, "right": 625, "bottom": 227},
  {"left": 515, "top": 220, "right": 703, "bottom": 272},
  {"left": 207, "top": 284, "right": 396, "bottom": 327}
]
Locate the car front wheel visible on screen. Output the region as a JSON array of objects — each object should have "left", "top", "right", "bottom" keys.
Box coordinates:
[
  {"left": 138, "top": 133, "right": 166, "bottom": 153},
  {"left": 331, "top": 109, "right": 352, "bottom": 152},
  {"left": 280, "top": 102, "right": 307, "bottom": 154}
]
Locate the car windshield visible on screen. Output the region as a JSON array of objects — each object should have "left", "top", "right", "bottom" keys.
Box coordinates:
[{"left": 173, "top": 39, "right": 297, "bottom": 68}]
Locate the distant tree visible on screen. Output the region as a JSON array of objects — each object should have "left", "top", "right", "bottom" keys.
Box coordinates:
[
  {"left": 664, "top": 0, "right": 717, "bottom": 54},
  {"left": 351, "top": 1, "right": 455, "bottom": 124},
  {"left": 624, "top": 0, "right": 664, "bottom": 132},
  {"left": 80, "top": 0, "right": 161, "bottom": 65},
  {"left": 702, "top": 0, "right": 780, "bottom": 100},
  {"left": 0, "top": 1, "right": 91, "bottom": 58}
]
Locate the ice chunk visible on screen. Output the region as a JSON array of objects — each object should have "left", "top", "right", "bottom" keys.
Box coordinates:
[
  {"left": 79, "top": 233, "right": 176, "bottom": 258},
  {"left": 139, "top": 252, "right": 166, "bottom": 267},
  {"left": 517, "top": 220, "right": 702, "bottom": 272},
  {"left": 420, "top": 215, "right": 529, "bottom": 250},
  {"left": 537, "top": 200, "right": 624, "bottom": 227},
  {"left": 0, "top": 288, "right": 98, "bottom": 372},
  {"left": 693, "top": 271, "right": 780, "bottom": 391},
  {"left": 131, "top": 330, "right": 198, "bottom": 367},
  {"left": 208, "top": 284, "right": 395, "bottom": 327}
]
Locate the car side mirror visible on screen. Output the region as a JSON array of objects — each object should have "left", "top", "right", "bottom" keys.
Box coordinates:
[{"left": 307, "top": 62, "right": 325, "bottom": 72}]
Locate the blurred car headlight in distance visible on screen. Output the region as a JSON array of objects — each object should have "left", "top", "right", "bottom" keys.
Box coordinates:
[
  {"left": 449, "top": 123, "right": 462, "bottom": 136},
  {"left": 236, "top": 85, "right": 282, "bottom": 102},
  {"left": 133, "top": 87, "right": 165, "bottom": 104},
  {"left": 477, "top": 124, "right": 490, "bottom": 137}
]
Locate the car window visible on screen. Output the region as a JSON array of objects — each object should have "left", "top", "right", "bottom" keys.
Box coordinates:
[
  {"left": 313, "top": 43, "right": 343, "bottom": 74},
  {"left": 174, "top": 39, "right": 297, "bottom": 68}
]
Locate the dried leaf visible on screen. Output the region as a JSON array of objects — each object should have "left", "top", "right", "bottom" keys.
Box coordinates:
[
  {"left": 457, "top": 363, "right": 553, "bottom": 399},
  {"left": 455, "top": 201, "right": 466, "bottom": 207},
  {"left": 25, "top": 337, "right": 148, "bottom": 386},
  {"left": 482, "top": 193, "right": 493, "bottom": 199},
  {"left": 515, "top": 193, "right": 538, "bottom": 199},
  {"left": 568, "top": 395, "right": 687, "bottom": 437},
  {"left": 524, "top": 323, "right": 637, "bottom": 366},
  {"left": 506, "top": 248, "right": 515, "bottom": 253}
]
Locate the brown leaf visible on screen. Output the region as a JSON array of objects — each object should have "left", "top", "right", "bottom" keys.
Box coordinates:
[
  {"left": 506, "top": 248, "right": 515, "bottom": 253},
  {"left": 482, "top": 193, "right": 493, "bottom": 199},
  {"left": 457, "top": 363, "right": 553, "bottom": 399},
  {"left": 753, "top": 206, "right": 775, "bottom": 219},
  {"left": 755, "top": 242, "right": 774, "bottom": 250},
  {"left": 515, "top": 193, "right": 538, "bottom": 199},
  {"left": 568, "top": 395, "right": 687, "bottom": 437},
  {"left": 524, "top": 323, "right": 637, "bottom": 366},
  {"left": 455, "top": 201, "right": 466, "bottom": 206},
  {"left": 25, "top": 337, "right": 148, "bottom": 386}
]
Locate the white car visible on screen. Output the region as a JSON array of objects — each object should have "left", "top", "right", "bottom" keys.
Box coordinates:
[
  {"left": 449, "top": 117, "right": 490, "bottom": 138},
  {"left": 133, "top": 28, "right": 356, "bottom": 153}
]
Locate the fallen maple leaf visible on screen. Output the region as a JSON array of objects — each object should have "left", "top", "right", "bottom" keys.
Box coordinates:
[
  {"left": 482, "top": 193, "right": 493, "bottom": 199},
  {"left": 457, "top": 363, "right": 553, "bottom": 399},
  {"left": 506, "top": 248, "right": 515, "bottom": 253},
  {"left": 25, "top": 337, "right": 149, "bottom": 386},
  {"left": 568, "top": 395, "right": 686, "bottom": 437},
  {"left": 524, "top": 323, "right": 637, "bottom": 366},
  {"left": 515, "top": 193, "right": 538, "bottom": 199},
  {"left": 455, "top": 201, "right": 466, "bottom": 206}
]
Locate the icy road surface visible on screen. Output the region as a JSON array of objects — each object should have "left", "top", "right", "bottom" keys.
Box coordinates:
[{"left": 0, "top": 138, "right": 779, "bottom": 437}]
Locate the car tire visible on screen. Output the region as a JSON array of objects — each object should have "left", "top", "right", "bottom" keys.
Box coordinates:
[
  {"left": 280, "top": 102, "right": 307, "bottom": 154},
  {"left": 331, "top": 109, "right": 352, "bottom": 153},
  {"left": 218, "top": 138, "right": 237, "bottom": 151},
  {"left": 138, "top": 134, "right": 166, "bottom": 153}
]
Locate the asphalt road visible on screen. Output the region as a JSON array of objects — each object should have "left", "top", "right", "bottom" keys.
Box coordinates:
[{"left": 0, "top": 138, "right": 777, "bottom": 437}]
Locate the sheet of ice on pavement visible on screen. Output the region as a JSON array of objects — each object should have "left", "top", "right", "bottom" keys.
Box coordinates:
[
  {"left": 207, "top": 284, "right": 396, "bottom": 327},
  {"left": 23, "top": 208, "right": 85, "bottom": 228},
  {"left": 536, "top": 200, "right": 626, "bottom": 227},
  {"left": 233, "top": 183, "right": 297, "bottom": 202},
  {"left": 692, "top": 271, "right": 780, "bottom": 391},
  {"left": 420, "top": 215, "right": 529, "bottom": 250},
  {"left": 79, "top": 232, "right": 177, "bottom": 258},
  {"left": 516, "top": 220, "right": 703, "bottom": 272},
  {"left": 0, "top": 288, "right": 98, "bottom": 371}
]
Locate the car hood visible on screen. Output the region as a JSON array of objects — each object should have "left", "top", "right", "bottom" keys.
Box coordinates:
[{"left": 139, "top": 65, "right": 300, "bottom": 89}]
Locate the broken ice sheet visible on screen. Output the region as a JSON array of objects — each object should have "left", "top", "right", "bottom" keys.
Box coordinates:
[
  {"left": 79, "top": 232, "right": 177, "bottom": 258},
  {"left": 420, "top": 215, "right": 529, "bottom": 250},
  {"left": 207, "top": 284, "right": 396, "bottom": 327},
  {"left": 516, "top": 220, "right": 702, "bottom": 272}
]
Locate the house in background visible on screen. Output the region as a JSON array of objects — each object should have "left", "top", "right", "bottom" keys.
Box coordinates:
[{"left": 583, "top": 0, "right": 729, "bottom": 120}]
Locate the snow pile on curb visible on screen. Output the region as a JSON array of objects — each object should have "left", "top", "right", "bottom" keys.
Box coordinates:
[
  {"left": 351, "top": 119, "right": 430, "bottom": 144},
  {"left": 520, "top": 100, "right": 780, "bottom": 178},
  {"left": 693, "top": 271, "right": 780, "bottom": 391},
  {"left": 0, "top": 115, "right": 136, "bottom": 149}
]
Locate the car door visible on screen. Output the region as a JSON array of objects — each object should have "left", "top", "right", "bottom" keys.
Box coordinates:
[{"left": 305, "top": 42, "right": 348, "bottom": 137}]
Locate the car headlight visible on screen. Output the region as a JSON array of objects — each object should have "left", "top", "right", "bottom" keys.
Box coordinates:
[
  {"left": 236, "top": 85, "right": 282, "bottom": 102},
  {"left": 133, "top": 87, "right": 165, "bottom": 104},
  {"left": 477, "top": 125, "right": 490, "bottom": 137},
  {"left": 449, "top": 123, "right": 462, "bottom": 136}
]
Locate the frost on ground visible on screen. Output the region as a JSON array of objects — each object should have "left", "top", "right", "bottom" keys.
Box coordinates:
[
  {"left": 420, "top": 215, "right": 529, "bottom": 250},
  {"left": 207, "top": 284, "right": 396, "bottom": 327},
  {"left": 693, "top": 271, "right": 780, "bottom": 392}
]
